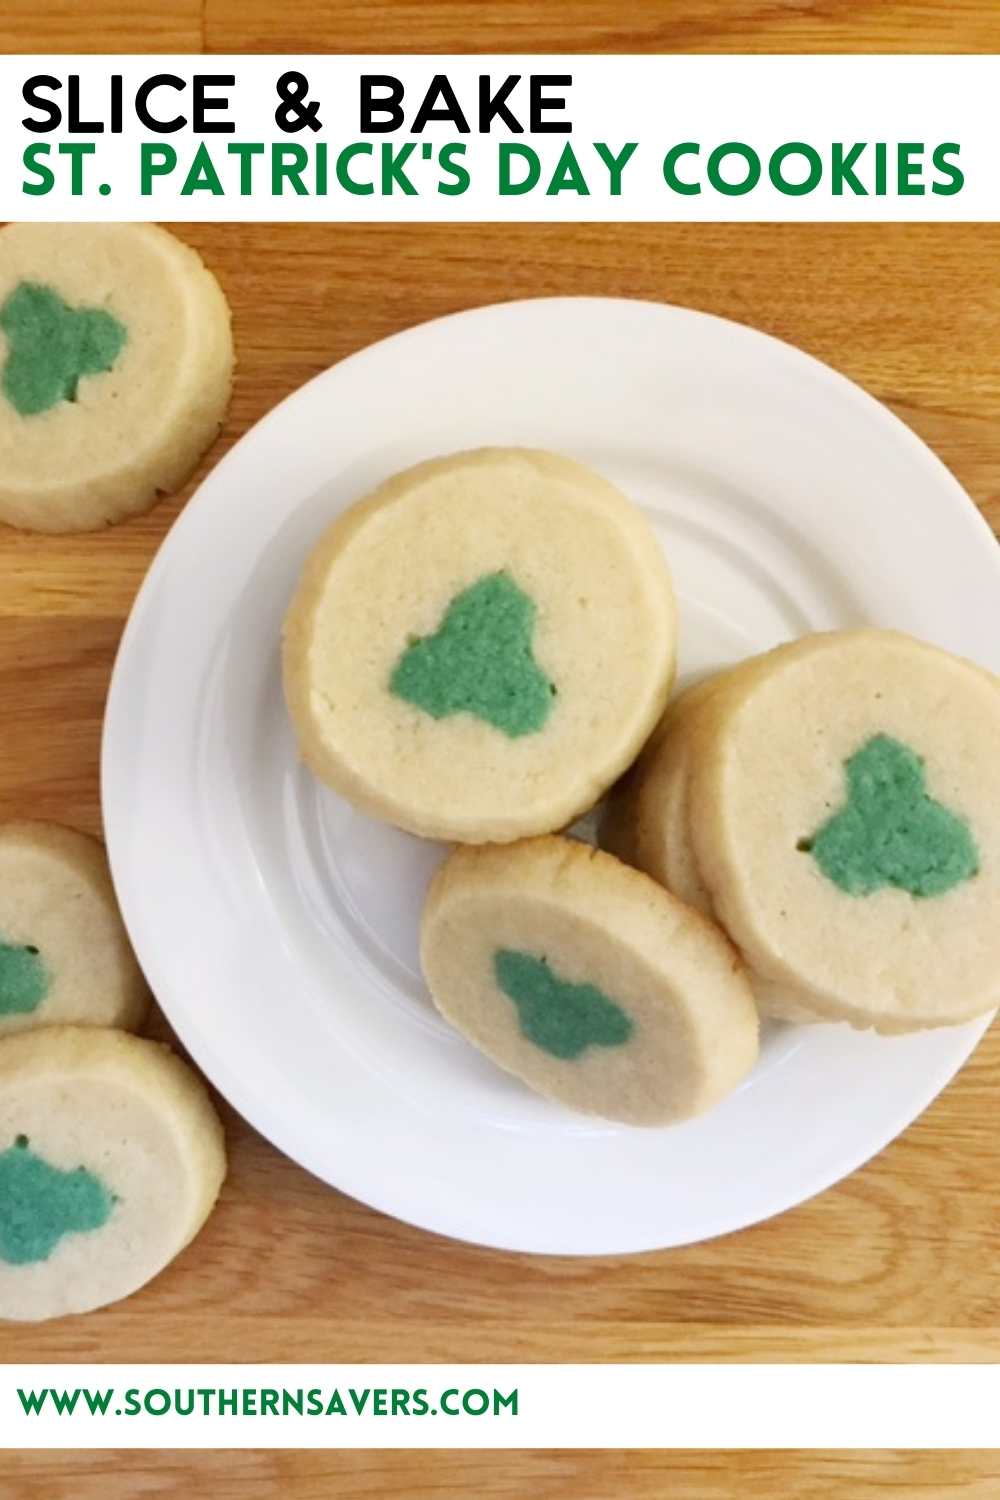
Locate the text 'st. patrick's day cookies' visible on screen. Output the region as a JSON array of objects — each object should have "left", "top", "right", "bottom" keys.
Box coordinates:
[
  {"left": 0, "top": 1028, "right": 226, "bottom": 1322},
  {"left": 283, "top": 449, "right": 677, "bottom": 843},
  {"left": 688, "top": 630, "right": 1000, "bottom": 1032},
  {"left": 0, "top": 223, "right": 233, "bottom": 532},
  {"left": 0, "top": 822, "right": 148, "bottom": 1039},
  {"left": 421, "top": 836, "right": 758, "bottom": 1124}
]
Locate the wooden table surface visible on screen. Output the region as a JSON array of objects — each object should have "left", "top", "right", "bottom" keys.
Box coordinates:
[
  {"left": 4, "top": 4, "right": 1000, "bottom": 1497},
  {"left": 3, "top": 1450, "right": 1000, "bottom": 1498}
]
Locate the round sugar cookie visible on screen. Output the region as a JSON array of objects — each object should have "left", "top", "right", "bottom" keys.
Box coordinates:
[
  {"left": 0, "top": 1027, "right": 226, "bottom": 1322},
  {"left": 687, "top": 630, "right": 1000, "bottom": 1032},
  {"left": 0, "top": 822, "right": 148, "bottom": 1039},
  {"left": 604, "top": 647, "right": 944, "bottom": 1028},
  {"left": 283, "top": 448, "right": 677, "bottom": 843},
  {"left": 421, "top": 836, "right": 759, "bottom": 1125},
  {"left": 0, "top": 222, "right": 233, "bottom": 532}
]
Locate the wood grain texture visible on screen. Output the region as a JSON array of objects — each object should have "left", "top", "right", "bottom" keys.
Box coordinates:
[
  {"left": 204, "top": 0, "right": 1000, "bottom": 55},
  {"left": 1, "top": 0, "right": 200, "bottom": 51},
  {"left": 2, "top": 219, "right": 1000, "bottom": 1380},
  {"left": 8, "top": 0, "right": 1000, "bottom": 56},
  {"left": 6, "top": 1450, "right": 1000, "bottom": 1498}
]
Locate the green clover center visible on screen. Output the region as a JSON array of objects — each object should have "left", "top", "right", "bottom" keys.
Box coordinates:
[
  {"left": 0, "top": 939, "right": 49, "bottom": 1017},
  {"left": 494, "top": 949, "right": 634, "bottom": 1060},
  {"left": 390, "top": 571, "right": 556, "bottom": 739},
  {"left": 801, "top": 733, "right": 979, "bottom": 898},
  {"left": 1, "top": 281, "right": 127, "bottom": 417},
  {"left": 0, "top": 1136, "right": 114, "bottom": 1266}
]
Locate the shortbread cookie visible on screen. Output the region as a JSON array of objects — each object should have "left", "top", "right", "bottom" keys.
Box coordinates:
[
  {"left": 421, "top": 836, "right": 758, "bottom": 1124},
  {"left": 284, "top": 448, "right": 677, "bottom": 842},
  {"left": 687, "top": 630, "right": 1000, "bottom": 1032},
  {"left": 0, "top": 223, "right": 233, "bottom": 532},
  {"left": 0, "top": 1027, "right": 226, "bottom": 1321},
  {"left": 603, "top": 674, "right": 724, "bottom": 915},
  {"left": 603, "top": 665, "right": 834, "bottom": 1024},
  {"left": 603, "top": 655, "right": 801, "bottom": 916},
  {"left": 0, "top": 822, "right": 148, "bottom": 1039}
]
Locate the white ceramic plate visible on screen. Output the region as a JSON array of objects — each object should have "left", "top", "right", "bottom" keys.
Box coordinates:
[{"left": 103, "top": 297, "right": 1000, "bottom": 1256}]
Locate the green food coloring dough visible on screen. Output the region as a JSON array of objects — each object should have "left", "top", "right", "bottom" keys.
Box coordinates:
[
  {"left": 0, "top": 281, "right": 127, "bottom": 417},
  {"left": 390, "top": 571, "right": 555, "bottom": 739},
  {"left": 801, "top": 733, "right": 979, "bottom": 899},
  {"left": 0, "top": 939, "right": 49, "bottom": 1017},
  {"left": 0, "top": 1136, "right": 114, "bottom": 1266},
  {"left": 494, "top": 949, "right": 634, "bottom": 1061}
]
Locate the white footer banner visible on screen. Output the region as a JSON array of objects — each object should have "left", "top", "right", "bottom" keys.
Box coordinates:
[{"left": 1, "top": 1364, "right": 999, "bottom": 1448}]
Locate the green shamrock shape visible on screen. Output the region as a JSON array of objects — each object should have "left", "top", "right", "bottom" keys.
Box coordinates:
[
  {"left": 494, "top": 949, "right": 634, "bottom": 1060},
  {"left": 0, "top": 281, "right": 127, "bottom": 417},
  {"left": 800, "top": 733, "right": 979, "bottom": 898},
  {"left": 390, "top": 571, "right": 556, "bottom": 739},
  {"left": 0, "top": 1135, "right": 114, "bottom": 1266},
  {"left": 0, "top": 938, "right": 49, "bottom": 1017}
]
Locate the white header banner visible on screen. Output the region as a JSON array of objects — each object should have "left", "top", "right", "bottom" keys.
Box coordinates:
[
  {"left": 2, "top": 1364, "right": 1000, "bottom": 1449},
  {"left": 0, "top": 55, "right": 996, "bottom": 221}
]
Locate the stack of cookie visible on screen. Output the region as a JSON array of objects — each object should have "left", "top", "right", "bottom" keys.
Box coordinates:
[
  {"left": 284, "top": 450, "right": 1000, "bottom": 1129},
  {"left": 604, "top": 630, "right": 1000, "bottom": 1035},
  {"left": 0, "top": 823, "right": 227, "bottom": 1322}
]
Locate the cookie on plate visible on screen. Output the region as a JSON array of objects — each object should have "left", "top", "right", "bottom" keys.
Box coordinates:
[
  {"left": 602, "top": 659, "right": 829, "bottom": 1024},
  {"left": 602, "top": 674, "right": 724, "bottom": 916},
  {"left": 0, "top": 821, "right": 148, "bottom": 1039},
  {"left": 0, "top": 223, "right": 233, "bottom": 532},
  {"left": 420, "top": 835, "right": 759, "bottom": 1125},
  {"left": 685, "top": 630, "right": 1000, "bottom": 1032},
  {"left": 283, "top": 448, "right": 677, "bottom": 843},
  {"left": 0, "top": 1027, "right": 226, "bottom": 1321}
]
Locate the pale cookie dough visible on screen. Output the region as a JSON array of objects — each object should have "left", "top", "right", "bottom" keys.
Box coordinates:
[
  {"left": 603, "top": 664, "right": 819, "bottom": 1024},
  {"left": 420, "top": 835, "right": 758, "bottom": 1125},
  {"left": 0, "top": 223, "right": 233, "bottom": 532},
  {"left": 0, "top": 822, "right": 148, "bottom": 1039},
  {"left": 0, "top": 1027, "right": 226, "bottom": 1322},
  {"left": 602, "top": 674, "right": 726, "bottom": 916},
  {"left": 687, "top": 630, "right": 1000, "bottom": 1032},
  {"left": 284, "top": 448, "right": 677, "bottom": 843}
]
